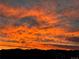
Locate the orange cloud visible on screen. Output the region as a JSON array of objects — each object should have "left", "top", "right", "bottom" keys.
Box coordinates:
[{"left": 0, "top": 3, "right": 79, "bottom": 50}]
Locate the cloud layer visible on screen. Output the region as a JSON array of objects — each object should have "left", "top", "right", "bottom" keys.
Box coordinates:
[{"left": 0, "top": 0, "right": 79, "bottom": 50}]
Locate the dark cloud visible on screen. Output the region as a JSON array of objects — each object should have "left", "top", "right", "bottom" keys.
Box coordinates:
[
  {"left": 56, "top": 15, "right": 79, "bottom": 32},
  {"left": 56, "top": 0, "right": 79, "bottom": 13},
  {"left": 67, "top": 19, "right": 79, "bottom": 32},
  {"left": 54, "top": 45, "right": 79, "bottom": 50},
  {"left": 0, "top": 0, "right": 45, "bottom": 8},
  {"left": 14, "top": 16, "right": 40, "bottom": 28},
  {"left": 47, "top": 44, "right": 79, "bottom": 50},
  {"left": 0, "top": 0, "right": 33, "bottom": 7},
  {"left": 0, "top": 16, "right": 11, "bottom": 27},
  {"left": 0, "top": 15, "right": 17, "bottom": 28},
  {"left": 66, "top": 37, "right": 79, "bottom": 43}
]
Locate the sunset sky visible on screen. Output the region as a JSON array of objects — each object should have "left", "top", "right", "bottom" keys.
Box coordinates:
[{"left": 0, "top": 0, "right": 79, "bottom": 50}]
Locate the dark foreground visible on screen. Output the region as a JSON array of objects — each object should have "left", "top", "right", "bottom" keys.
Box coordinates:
[{"left": 0, "top": 49, "right": 79, "bottom": 59}]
